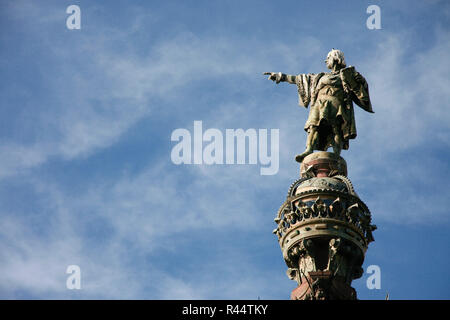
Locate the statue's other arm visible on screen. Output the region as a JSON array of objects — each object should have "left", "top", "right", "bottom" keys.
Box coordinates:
[{"left": 264, "top": 72, "right": 297, "bottom": 84}]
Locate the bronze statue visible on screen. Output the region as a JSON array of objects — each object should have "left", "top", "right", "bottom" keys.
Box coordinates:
[{"left": 264, "top": 49, "right": 373, "bottom": 163}]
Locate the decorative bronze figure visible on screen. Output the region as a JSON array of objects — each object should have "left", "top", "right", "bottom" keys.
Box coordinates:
[{"left": 264, "top": 49, "right": 373, "bottom": 163}]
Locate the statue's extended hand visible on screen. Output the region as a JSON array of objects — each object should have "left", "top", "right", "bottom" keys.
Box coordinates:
[{"left": 263, "top": 72, "right": 281, "bottom": 83}]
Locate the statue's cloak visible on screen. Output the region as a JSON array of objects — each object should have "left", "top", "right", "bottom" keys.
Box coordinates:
[{"left": 295, "top": 66, "right": 373, "bottom": 150}]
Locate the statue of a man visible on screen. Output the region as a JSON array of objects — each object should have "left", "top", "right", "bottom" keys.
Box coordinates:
[{"left": 265, "top": 49, "right": 373, "bottom": 163}]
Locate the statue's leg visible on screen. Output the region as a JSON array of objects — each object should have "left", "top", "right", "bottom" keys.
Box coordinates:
[
  {"left": 295, "top": 126, "right": 318, "bottom": 163},
  {"left": 332, "top": 126, "right": 342, "bottom": 156}
]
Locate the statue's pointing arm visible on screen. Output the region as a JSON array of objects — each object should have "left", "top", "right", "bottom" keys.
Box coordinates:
[
  {"left": 263, "top": 72, "right": 315, "bottom": 108},
  {"left": 264, "top": 72, "right": 298, "bottom": 84}
]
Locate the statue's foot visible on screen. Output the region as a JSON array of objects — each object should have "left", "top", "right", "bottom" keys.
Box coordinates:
[{"left": 295, "top": 150, "right": 313, "bottom": 163}]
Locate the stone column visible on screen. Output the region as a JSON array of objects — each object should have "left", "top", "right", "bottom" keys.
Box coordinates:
[{"left": 273, "top": 152, "right": 376, "bottom": 300}]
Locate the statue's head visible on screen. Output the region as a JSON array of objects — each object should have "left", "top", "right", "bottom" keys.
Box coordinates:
[{"left": 325, "top": 49, "right": 346, "bottom": 70}]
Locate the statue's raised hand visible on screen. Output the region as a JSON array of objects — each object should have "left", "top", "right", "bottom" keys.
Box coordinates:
[{"left": 264, "top": 72, "right": 282, "bottom": 84}]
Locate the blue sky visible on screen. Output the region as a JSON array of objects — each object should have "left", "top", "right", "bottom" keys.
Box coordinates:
[{"left": 0, "top": 0, "right": 449, "bottom": 299}]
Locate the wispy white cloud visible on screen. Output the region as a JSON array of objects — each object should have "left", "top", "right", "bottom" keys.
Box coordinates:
[
  {"left": 0, "top": 158, "right": 285, "bottom": 298},
  {"left": 0, "top": 2, "right": 322, "bottom": 179},
  {"left": 361, "top": 30, "right": 450, "bottom": 152}
]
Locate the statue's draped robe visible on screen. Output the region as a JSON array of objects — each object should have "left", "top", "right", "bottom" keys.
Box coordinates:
[{"left": 295, "top": 66, "right": 373, "bottom": 150}]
